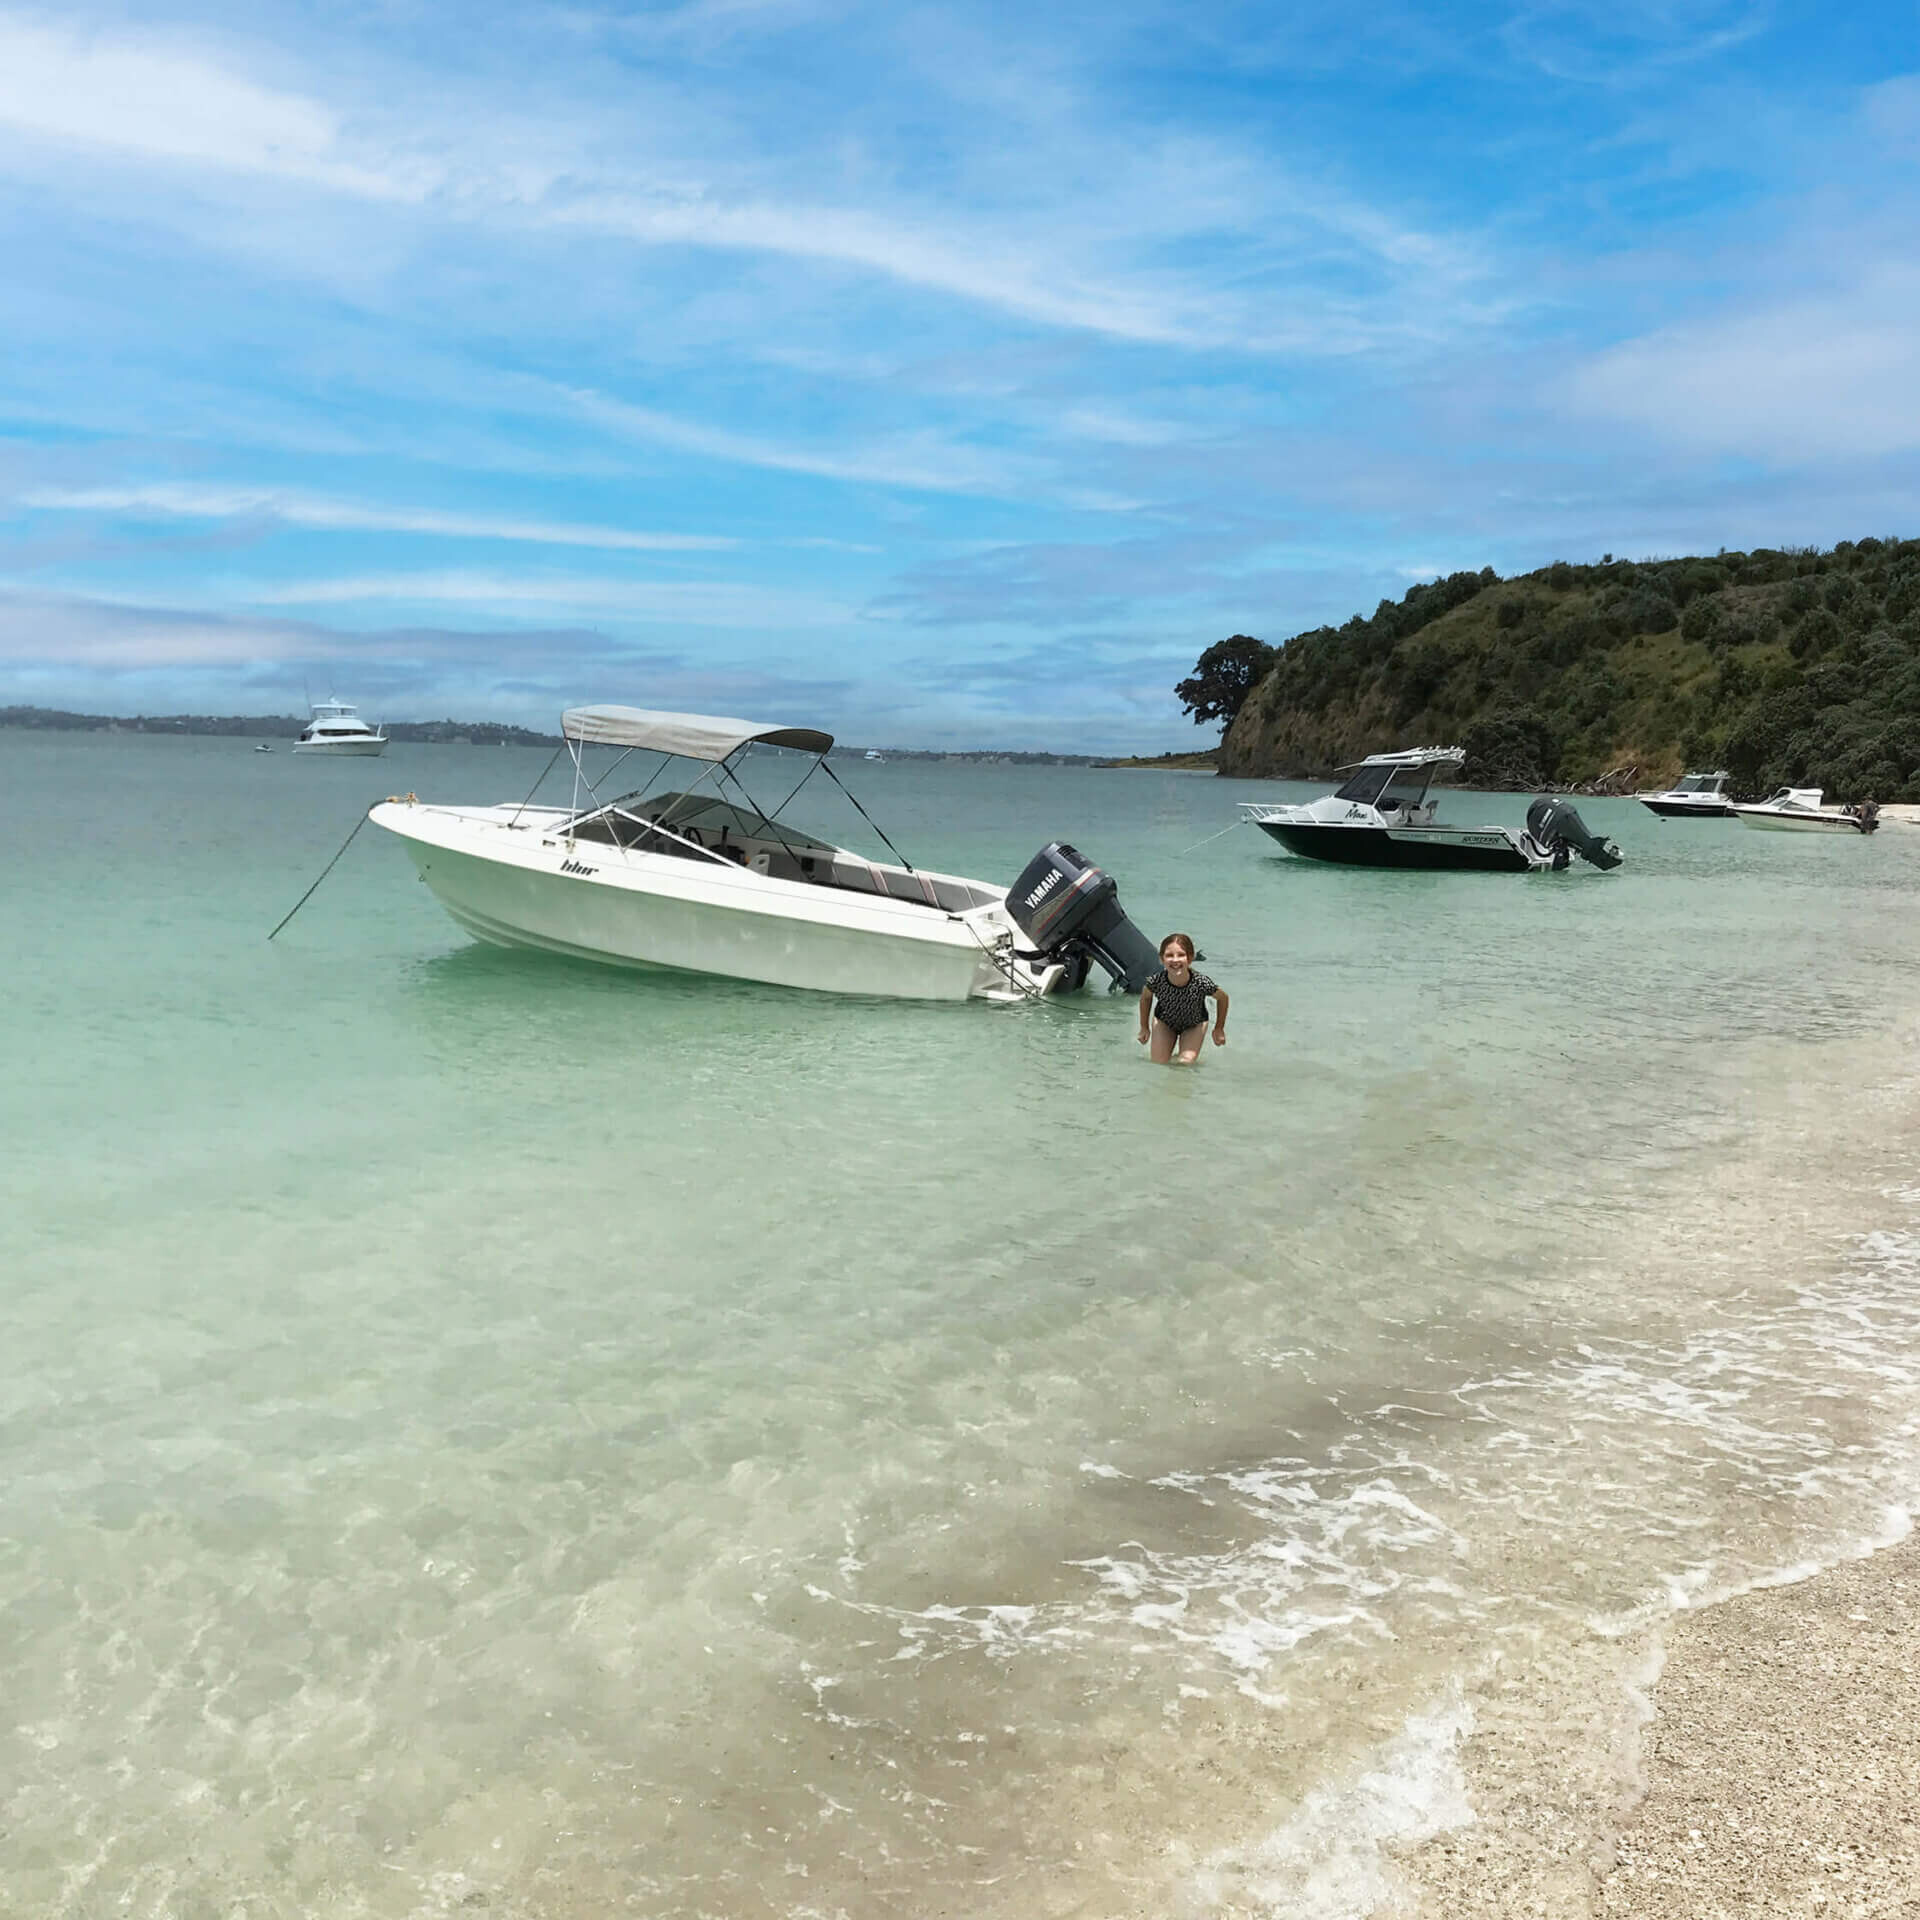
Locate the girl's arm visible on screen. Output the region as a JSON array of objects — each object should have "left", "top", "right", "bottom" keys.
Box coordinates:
[
  {"left": 1137, "top": 986, "right": 1153, "bottom": 1043},
  {"left": 1211, "top": 985, "right": 1229, "bottom": 1046}
]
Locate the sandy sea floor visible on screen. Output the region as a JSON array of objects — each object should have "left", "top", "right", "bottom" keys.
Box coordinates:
[{"left": 11, "top": 737, "right": 1920, "bottom": 1918}]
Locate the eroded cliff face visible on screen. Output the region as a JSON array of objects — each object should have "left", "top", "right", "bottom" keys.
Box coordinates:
[{"left": 1216, "top": 683, "right": 1399, "bottom": 780}]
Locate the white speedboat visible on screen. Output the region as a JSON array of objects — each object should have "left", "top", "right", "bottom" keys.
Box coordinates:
[
  {"left": 295, "top": 699, "right": 388, "bottom": 756},
  {"left": 368, "top": 704, "right": 1159, "bottom": 1001},
  {"left": 1238, "top": 747, "right": 1622, "bottom": 872},
  {"left": 1733, "top": 788, "right": 1880, "bottom": 834},
  {"left": 1637, "top": 770, "right": 1735, "bottom": 819}
]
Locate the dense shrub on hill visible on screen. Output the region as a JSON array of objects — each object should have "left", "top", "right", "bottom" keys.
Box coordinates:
[{"left": 1200, "top": 539, "right": 1920, "bottom": 799}]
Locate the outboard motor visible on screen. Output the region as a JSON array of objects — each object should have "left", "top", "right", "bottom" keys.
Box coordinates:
[
  {"left": 1526, "top": 796, "right": 1624, "bottom": 871},
  {"left": 1006, "top": 841, "right": 1160, "bottom": 992}
]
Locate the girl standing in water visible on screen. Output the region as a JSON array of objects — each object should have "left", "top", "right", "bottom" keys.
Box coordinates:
[{"left": 1137, "top": 933, "right": 1228, "bottom": 1065}]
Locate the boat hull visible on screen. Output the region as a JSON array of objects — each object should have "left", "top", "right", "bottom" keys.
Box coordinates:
[
  {"left": 1251, "top": 819, "right": 1537, "bottom": 871},
  {"left": 1638, "top": 798, "right": 1736, "bottom": 818},
  {"left": 371, "top": 804, "right": 1028, "bottom": 1000},
  {"left": 295, "top": 738, "right": 388, "bottom": 756},
  {"left": 1734, "top": 809, "right": 1870, "bottom": 833}
]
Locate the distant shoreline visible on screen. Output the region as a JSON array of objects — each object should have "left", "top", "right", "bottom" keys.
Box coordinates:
[
  {"left": 1092, "top": 751, "right": 1220, "bottom": 772},
  {"left": 0, "top": 706, "right": 1146, "bottom": 764},
  {"left": 0, "top": 706, "right": 563, "bottom": 747}
]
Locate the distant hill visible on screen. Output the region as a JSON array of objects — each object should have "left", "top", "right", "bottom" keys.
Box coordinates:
[
  {"left": 1216, "top": 538, "right": 1920, "bottom": 801},
  {"left": 0, "top": 707, "right": 561, "bottom": 746}
]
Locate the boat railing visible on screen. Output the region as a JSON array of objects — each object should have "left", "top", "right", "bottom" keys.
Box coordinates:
[{"left": 569, "top": 804, "right": 741, "bottom": 867}]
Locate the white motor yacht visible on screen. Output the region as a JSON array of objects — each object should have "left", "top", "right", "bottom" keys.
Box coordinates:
[
  {"left": 1733, "top": 788, "right": 1880, "bottom": 833},
  {"left": 1238, "top": 747, "right": 1623, "bottom": 872},
  {"left": 295, "top": 699, "right": 388, "bottom": 756},
  {"left": 368, "top": 704, "right": 1159, "bottom": 1001},
  {"left": 1637, "top": 770, "right": 1735, "bottom": 819}
]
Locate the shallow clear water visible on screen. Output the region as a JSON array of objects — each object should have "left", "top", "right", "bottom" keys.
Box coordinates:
[{"left": 6, "top": 731, "right": 1920, "bottom": 1917}]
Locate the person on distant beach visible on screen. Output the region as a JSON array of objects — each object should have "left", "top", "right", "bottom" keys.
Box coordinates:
[{"left": 1137, "top": 933, "right": 1227, "bottom": 1065}]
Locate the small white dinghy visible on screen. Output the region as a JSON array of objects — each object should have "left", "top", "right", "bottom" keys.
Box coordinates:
[{"left": 1732, "top": 788, "right": 1880, "bottom": 834}]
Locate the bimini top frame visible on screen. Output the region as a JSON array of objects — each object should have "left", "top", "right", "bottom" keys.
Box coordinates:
[
  {"left": 561, "top": 705, "right": 833, "bottom": 761},
  {"left": 548, "top": 702, "right": 915, "bottom": 878}
]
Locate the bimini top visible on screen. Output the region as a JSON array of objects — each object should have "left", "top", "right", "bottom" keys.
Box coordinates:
[
  {"left": 1333, "top": 745, "right": 1466, "bottom": 772},
  {"left": 562, "top": 705, "right": 834, "bottom": 761}
]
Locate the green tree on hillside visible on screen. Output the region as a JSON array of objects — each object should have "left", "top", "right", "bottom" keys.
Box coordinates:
[
  {"left": 1462, "top": 708, "right": 1561, "bottom": 787},
  {"left": 1176, "top": 634, "right": 1277, "bottom": 733}
]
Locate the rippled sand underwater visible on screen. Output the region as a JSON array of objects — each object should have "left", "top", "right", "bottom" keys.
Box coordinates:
[{"left": 5, "top": 730, "right": 1920, "bottom": 1917}]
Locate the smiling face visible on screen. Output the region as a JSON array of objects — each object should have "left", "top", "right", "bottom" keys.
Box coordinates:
[{"left": 1158, "top": 936, "right": 1193, "bottom": 982}]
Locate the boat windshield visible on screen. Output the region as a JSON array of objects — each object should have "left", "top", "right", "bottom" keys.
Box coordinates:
[
  {"left": 1674, "top": 774, "right": 1723, "bottom": 794},
  {"left": 1335, "top": 762, "right": 1436, "bottom": 808},
  {"left": 1333, "top": 764, "right": 1392, "bottom": 804}
]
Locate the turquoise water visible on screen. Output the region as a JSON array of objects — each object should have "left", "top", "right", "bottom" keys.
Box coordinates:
[{"left": 7, "top": 730, "right": 1920, "bottom": 1917}]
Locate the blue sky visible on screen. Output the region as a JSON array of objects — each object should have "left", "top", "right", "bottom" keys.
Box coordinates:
[{"left": 1, "top": 0, "right": 1917, "bottom": 749}]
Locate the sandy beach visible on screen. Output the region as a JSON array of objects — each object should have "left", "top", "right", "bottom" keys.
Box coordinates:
[
  {"left": 1398, "top": 1531, "right": 1920, "bottom": 1918},
  {"left": 1602, "top": 1533, "right": 1920, "bottom": 1919}
]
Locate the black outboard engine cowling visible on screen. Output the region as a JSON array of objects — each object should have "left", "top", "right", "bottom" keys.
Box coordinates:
[
  {"left": 1007, "top": 841, "right": 1160, "bottom": 992},
  {"left": 1526, "top": 796, "right": 1624, "bottom": 871}
]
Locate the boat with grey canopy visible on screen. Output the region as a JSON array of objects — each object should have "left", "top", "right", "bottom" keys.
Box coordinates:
[{"left": 369, "top": 704, "right": 1158, "bottom": 1000}]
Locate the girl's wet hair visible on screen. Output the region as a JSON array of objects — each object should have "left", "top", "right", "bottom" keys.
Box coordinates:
[{"left": 1158, "top": 932, "right": 1195, "bottom": 960}]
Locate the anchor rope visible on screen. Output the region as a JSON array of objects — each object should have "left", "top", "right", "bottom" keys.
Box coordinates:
[
  {"left": 268, "top": 805, "right": 384, "bottom": 940},
  {"left": 1173, "top": 818, "right": 1249, "bottom": 858}
]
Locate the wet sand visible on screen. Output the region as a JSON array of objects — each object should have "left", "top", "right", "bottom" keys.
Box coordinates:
[
  {"left": 1399, "top": 1532, "right": 1920, "bottom": 1918},
  {"left": 1601, "top": 1532, "right": 1920, "bottom": 1919}
]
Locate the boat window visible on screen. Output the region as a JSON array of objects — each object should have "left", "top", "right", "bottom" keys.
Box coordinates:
[
  {"left": 1379, "top": 766, "right": 1435, "bottom": 809},
  {"left": 1333, "top": 764, "right": 1394, "bottom": 804}
]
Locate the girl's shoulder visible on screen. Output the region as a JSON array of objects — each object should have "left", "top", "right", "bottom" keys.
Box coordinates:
[
  {"left": 1193, "top": 971, "right": 1219, "bottom": 992},
  {"left": 1146, "top": 967, "right": 1168, "bottom": 988}
]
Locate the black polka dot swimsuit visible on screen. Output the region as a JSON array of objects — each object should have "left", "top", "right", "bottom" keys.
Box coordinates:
[{"left": 1148, "top": 967, "right": 1217, "bottom": 1034}]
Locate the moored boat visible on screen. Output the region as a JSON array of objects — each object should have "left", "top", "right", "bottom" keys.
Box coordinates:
[
  {"left": 1733, "top": 789, "right": 1879, "bottom": 833},
  {"left": 295, "top": 699, "right": 388, "bottom": 756},
  {"left": 1637, "top": 770, "right": 1735, "bottom": 819},
  {"left": 369, "top": 704, "right": 1159, "bottom": 1001},
  {"left": 1238, "top": 747, "right": 1623, "bottom": 872}
]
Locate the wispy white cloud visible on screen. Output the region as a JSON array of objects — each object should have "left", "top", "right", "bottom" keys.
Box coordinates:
[
  {"left": 1499, "top": 0, "right": 1769, "bottom": 86},
  {"left": 1564, "top": 261, "right": 1920, "bottom": 460},
  {"left": 0, "top": 12, "right": 1487, "bottom": 355},
  {"left": 558, "top": 385, "right": 1046, "bottom": 497},
  {"left": 20, "top": 483, "right": 735, "bottom": 552},
  {"left": 1862, "top": 72, "right": 1920, "bottom": 156},
  {"left": 542, "top": 192, "right": 1259, "bottom": 348},
  {"left": 0, "top": 15, "right": 432, "bottom": 199},
  {"left": 234, "top": 568, "right": 857, "bottom": 627},
  {"left": 0, "top": 585, "right": 325, "bottom": 667}
]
